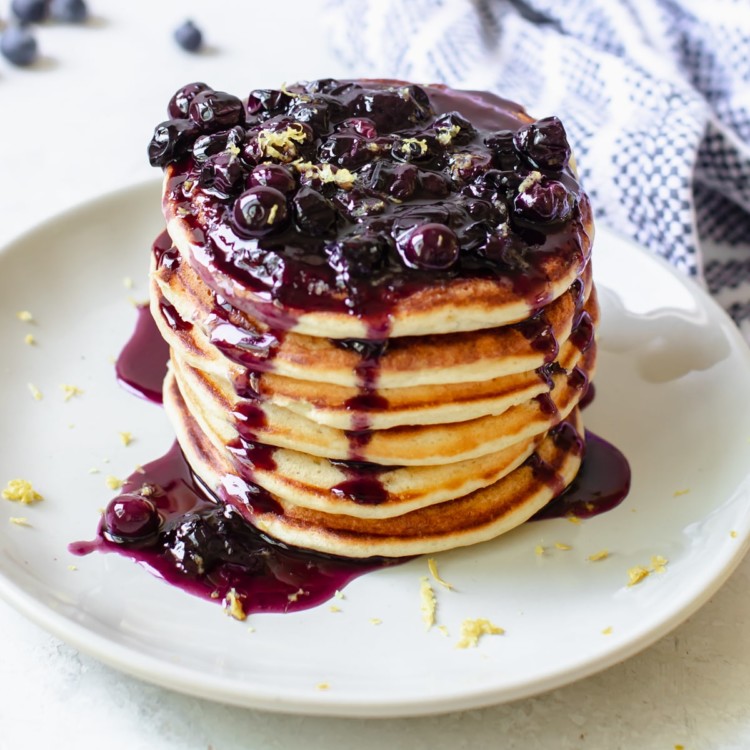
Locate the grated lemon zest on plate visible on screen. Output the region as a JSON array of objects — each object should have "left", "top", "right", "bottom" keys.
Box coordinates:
[
  {"left": 9, "top": 517, "right": 30, "bottom": 527},
  {"left": 27, "top": 383, "right": 43, "bottom": 401},
  {"left": 16, "top": 310, "right": 34, "bottom": 323},
  {"left": 420, "top": 577, "right": 437, "bottom": 630},
  {"left": 555, "top": 542, "right": 572, "bottom": 551},
  {"left": 650, "top": 555, "right": 669, "bottom": 574},
  {"left": 105, "top": 476, "right": 123, "bottom": 490},
  {"left": 24, "top": 333, "right": 36, "bottom": 346},
  {"left": 369, "top": 618, "right": 382, "bottom": 626},
  {"left": 587, "top": 549, "right": 609, "bottom": 562},
  {"left": 2, "top": 479, "right": 43, "bottom": 504},
  {"left": 223, "top": 588, "right": 247, "bottom": 621},
  {"left": 60, "top": 384, "right": 83, "bottom": 402},
  {"left": 673, "top": 488, "right": 690, "bottom": 497},
  {"left": 535, "top": 544, "right": 546, "bottom": 557},
  {"left": 601, "top": 626, "right": 613, "bottom": 635},
  {"left": 456, "top": 618, "right": 505, "bottom": 649},
  {"left": 119, "top": 431, "right": 134, "bottom": 447},
  {"left": 316, "top": 682, "right": 330, "bottom": 691},
  {"left": 627, "top": 566, "right": 650, "bottom": 586},
  {"left": 427, "top": 557, "right": 454, "bottom": 589}
]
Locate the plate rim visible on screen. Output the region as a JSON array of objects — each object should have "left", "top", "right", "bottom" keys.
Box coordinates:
[{"left": 1, "top": 180, "right": 750, "bottom": 718}]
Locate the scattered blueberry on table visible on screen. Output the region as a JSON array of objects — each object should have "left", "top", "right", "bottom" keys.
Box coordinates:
[
  {"left": 11, "top": 0, "right": 47, "bottom": 24},
  {"left": 174, "top": 19, "right": 202, "bottom": 52},
  {"left": 0, "top": 24, "right": 38, "bottom": 65},
  {"left": 49, "top": 0, "right": 88, "bottom": 23}
]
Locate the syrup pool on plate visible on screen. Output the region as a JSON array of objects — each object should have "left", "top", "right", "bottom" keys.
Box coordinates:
[{"left": 70, "top": 302, "right": 630, "bottom": 617}]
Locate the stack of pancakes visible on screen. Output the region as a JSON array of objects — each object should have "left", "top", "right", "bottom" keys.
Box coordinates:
[{"left": 148, "top": 79, "right": 598, "bottom": 558}]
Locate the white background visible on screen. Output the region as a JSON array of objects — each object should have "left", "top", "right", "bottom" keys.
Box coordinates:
[{"left": 1, "top": 1, "right": 750, "bottom": 748}]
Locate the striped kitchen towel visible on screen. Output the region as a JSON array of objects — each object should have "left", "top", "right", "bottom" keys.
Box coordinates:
[{"left": 326, "top": 0, "right": 750, "bottom": 336}]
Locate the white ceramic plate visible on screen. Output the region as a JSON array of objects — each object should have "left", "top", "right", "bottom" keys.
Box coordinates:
[{"left": 1, "top": 182, "right": 750, "bottom": 718}]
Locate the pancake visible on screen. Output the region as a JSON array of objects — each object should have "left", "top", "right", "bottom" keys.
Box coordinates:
[
  {"left": 146, "top": 77, "right": 600, "bottom": 558},
  {"left": 169, "top": 378, "right": 585, "bottom": 558},
  {"left": 170, "top": 342, "right": 595, "bottom": 465}
]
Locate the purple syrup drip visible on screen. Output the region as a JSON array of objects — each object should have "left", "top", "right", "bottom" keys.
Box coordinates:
[
  {"left": 226, "top": 436, "right": 277, "bottom": 472},
  {"left": 115, "top": 304, "right": 169, "bottom": 404},
  {"left": 579, "top": 382, "right": 596, "bottom": 410},
  {"left": 515, "top": 312, "right": 559, "bottom": 363},
  {"left": 70, "top": 443, "right": 395, "bottom": 614},
  {"left": 569, "top": 310, "right": 594, "bottom": 352},
  {"left": 532, "top": 430, "right": 630, "bottom": 521},
  {"left": 159, "top": 300, "right": 193, "bottom": 332},
  {"left": 331, "top": 476, "right": 389, "bottom": 505},
  {"left": 534, "top": 392, "right": 559, "bottom": 417},
  {"left": 233, "top": 401, "right": 268, "bottom": 435}
]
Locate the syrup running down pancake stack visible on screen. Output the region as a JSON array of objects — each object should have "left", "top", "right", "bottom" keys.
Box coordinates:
[{"left": 147, "top": 79, "right": 597, "bottom": 558}]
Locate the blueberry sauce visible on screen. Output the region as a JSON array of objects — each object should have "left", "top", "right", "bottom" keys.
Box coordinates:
[
  {"left": 152, "top": 79, "right": 592, "bottom": 333},
  {"left": 115, "top": 303, "right": 169, "bottom": 404},
  {"left": 70, "top": 443, "right": 392, "bottom": 615},
  {"left": 79, "top": 304, "right": 629, "bottom": 615},
  {"left": 532, "top": 430, "right": 630, "bottom": 521}
]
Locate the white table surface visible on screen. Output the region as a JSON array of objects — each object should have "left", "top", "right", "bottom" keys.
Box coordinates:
[{"left": 1, "top": 2, "right": 750, "bottom": 748}]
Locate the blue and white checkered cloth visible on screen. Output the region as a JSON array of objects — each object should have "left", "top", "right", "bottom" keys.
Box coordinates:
[{"left": 326, "top": 0, "right": 750, "bottom": 337}]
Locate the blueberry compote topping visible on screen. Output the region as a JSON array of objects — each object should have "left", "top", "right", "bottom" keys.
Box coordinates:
[
  {"left": 71, "top": 444, "right": 394, "bottom": 615},
  {"left": 149, "top": 79, "right": 591, "bottom": 325}
]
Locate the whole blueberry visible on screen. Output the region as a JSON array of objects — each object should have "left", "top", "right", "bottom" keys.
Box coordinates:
[
  {"left": 396, "top": 223, "right": 460, "bottom": 270},
  {"left": 514, "top": 178, "right": 576, "bottom": 224},
  {"left": 327, "top": 234, "right": 387, "bottom": 282},
  {"left": 189, "top": 90, "right": 245, "bottom": 131},
  {"left": 0, "top": 26, "right": 38, "bottom": 66},
  {"left": 484, "top": 130, "right": 520, "bottom": 170},
  {"left": 248, "top": 164, "right": 296, "bottom": 194},
  {"left": 103, "top": 493, "right": 161, "bottom": 545},
  {"left": 192, "top": 126, "right": 245, "bottom": 162},
  {"left": 337, "top": 117, "right": 378, "bottom": 140},
  {"left": 167, "top": 81, "right": 213, "bottom": 119},
  {"left": 148, "top": 119, "right": 200, "bottom": 167},
  {"left": 319, "top": 134, "right": 371, "bottom": 169},
  {"left": 174, "top": 19, "right": 203, "bottom": 52},
  {"left": 246, "top": 89, "right": 293, "bottom": 118},
  {"left": 292, "top": 187, "right": 337, "bottom": 236},
  {"left": 11, "top": 0, "right": 47, "bottom": 24},
  {"left": 199, "top": 152, "right": 246, "bottom": 195},
  {"left": 514, "top": 117, "right": 571, "bottom": 171},
  {"left": 232, "top": 186, "right": 289, "bottom": 236},
  {"left": 49, "top": 0, "right": 88, "bottom": 23},
  {"left": 432, "top": 111, "right": 476, "bottom": 144},
  {"left": 418, "top": 170, "right": 450, "bottom": 197}
]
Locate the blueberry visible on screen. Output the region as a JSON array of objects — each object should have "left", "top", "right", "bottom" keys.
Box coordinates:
[
  {"left": 337, "top": 117, "right": 378, "bottom": 140},
  {"left": 513, "top": 177, "right": 576, "bottom": 224},
  {"left": 148, "top": 118, "right": 200, "bottom": 167},
  {"left": 0, "top": 26, "right": 38, "bottom": 66},
  {"left": 484, "top": 130, "right": 520, "bottom": 170},
  {"left": 349, "top": 85, "right": 432, "bottom": 133},
  {"left": 362, "top": 162, "right": 418, "bottom": 200},
  {"left": 174, "top": 19, "right": 203, "bottom": 52},
  {"left": 326, "top": 234, "right": 387, "bottom": 282},
  {"left": 189, "top": 90, "right": 245, "bottom": 131},
  {"left": 318, "top": 133, "right": 371, "bottom": 169},
  {"left": 11, "top": 0, "right": 47, "bottom": 24},
  {"left": 478, "top": 224, "right": 527, "bottom": 265},
  {"left": 432, "top": 111, "right": 476, "bottom": 145},
  {"left": 292, "top": 187, "right": 337, "bottom": 236},
  {"left": 391, "top": 134, "right": 439, "bottom": 163},
  {"left": 247, "top": 164, "right": 296, "bottom": 194},
  {"left": 396, "top": 223, "right": 460, "bottom": 270},
  {"left": 49, "top": 0, "right": 88, "bottom": 22},
  {"left": 287, "top": 100, "right": 330, "bottom": 136},
  {"left": 232, "top": 186, "right": 289, "bottom": 236},
  {"left": 199, "top": 152, "right": 246, "bottom": 196},
  {"left": 514, "top": 117, "right": 571, "bottom": 171},
  {"left": 192, "top": 126, "right": 245, "bottom": 162},
  {"left": 103, "top": 493, "right": 161, "bottom": 545},
  {"left": 448, "top": 151, "right": 492, "bottom": 184},
  {"left": 167, "top": 81, "right": 213, "bottom": 119},
  {"left": 246, "top": 89, "right": 293, "bottom": 119},
  {"left": 418, "top": 170, "right": 450, "bottom": 197}
]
